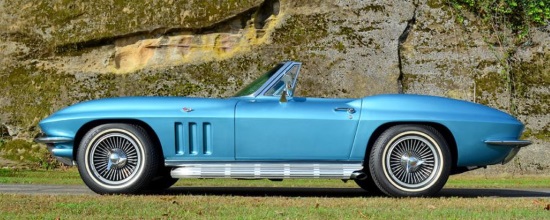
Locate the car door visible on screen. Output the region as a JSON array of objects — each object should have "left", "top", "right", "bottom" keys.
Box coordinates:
[{"left": 234, "top": 96, "right": 361, "bottom": 160}]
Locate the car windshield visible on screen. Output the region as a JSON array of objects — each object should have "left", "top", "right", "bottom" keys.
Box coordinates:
[{"left": 233, "top": 63, "right": 284, "bottom": 97}]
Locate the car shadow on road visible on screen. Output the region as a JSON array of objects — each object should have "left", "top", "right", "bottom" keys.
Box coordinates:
[
  {"left": 437, "top": 188, "right": 550, "bottom": 198},
  {"left": 151, "top": 187, "right": 550, "bottom": 198}
]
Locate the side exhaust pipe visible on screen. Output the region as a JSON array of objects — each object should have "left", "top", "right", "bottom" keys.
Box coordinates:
[{"left": 350, "top": 171, "right": 367, "bottom": 180}]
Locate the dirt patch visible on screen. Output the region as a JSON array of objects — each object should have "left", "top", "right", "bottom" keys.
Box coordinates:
[{"left": 0, "top": 156, "right": 21, "bottom": 168}]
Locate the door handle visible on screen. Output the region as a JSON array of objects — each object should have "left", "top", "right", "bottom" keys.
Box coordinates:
[{"left": 334, "top": 107, "right": 356, "bottom": 114}]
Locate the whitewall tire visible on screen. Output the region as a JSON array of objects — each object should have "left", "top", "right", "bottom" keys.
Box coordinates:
[
  {"left": 368, "top": 125, "right": 451, "bottom": 197},
  {"left": 77, "top": 123, "right": 160, "bottom": 194}
]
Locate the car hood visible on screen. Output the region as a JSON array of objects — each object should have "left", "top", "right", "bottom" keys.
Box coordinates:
[
  {"left": 41, "top": 96, "right": 239, "bottom": 124},
  {"left": 52, "top": 97, "right": 214, "bottom": 114}
]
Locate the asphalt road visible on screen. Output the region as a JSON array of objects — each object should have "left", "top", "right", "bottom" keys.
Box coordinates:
[{"left": 1, "top": 184, "right": 550, "bottom": 198}]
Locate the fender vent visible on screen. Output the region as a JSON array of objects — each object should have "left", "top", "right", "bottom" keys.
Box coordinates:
[{"left": 175, "top": 122, "right": 213, "bottom": 155}]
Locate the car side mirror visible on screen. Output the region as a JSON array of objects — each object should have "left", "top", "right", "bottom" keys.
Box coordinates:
[
  {"left": 282, "top": 74, "right": 293, "bottom": 97},
  {"left": 279, "top": 90, "right": 288, "bottom": 103}
]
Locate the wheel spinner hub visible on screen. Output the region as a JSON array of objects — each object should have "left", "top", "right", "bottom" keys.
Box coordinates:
[
  {"left": 400, "top": 151, "right": 425, "bottom": 173},
  {"left": 107, "top": 148, "right": 128, "bottom": 170}
]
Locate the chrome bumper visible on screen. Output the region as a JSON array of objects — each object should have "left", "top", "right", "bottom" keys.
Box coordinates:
[
  {"left": 485, "top": 139, "right": 532, "bottom": 165},
  {"left": 34, "top": 136, "right": 73, "bottom": 144},
  {"left": 34, "top": 134, "right": 75, "bottom": 166},
  {"left": 484, "top": 140, "right": 532, "bottom": 147}
]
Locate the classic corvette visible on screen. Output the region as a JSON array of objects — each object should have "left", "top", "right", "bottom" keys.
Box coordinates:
[{"left": 35, "top": 61, "right": 531, "bottom": 197}]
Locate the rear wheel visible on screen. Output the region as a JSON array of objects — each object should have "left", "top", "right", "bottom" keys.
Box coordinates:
[
  {"left": 368, "top": 125, "right": 451, "bottom": 197},
  {"left": 77, "top": 123, "right": 160, "bottom": 194}
]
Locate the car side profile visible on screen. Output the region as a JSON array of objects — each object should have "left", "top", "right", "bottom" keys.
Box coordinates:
[{"left": 35, "top": 61, "right": 531, "bottom": 197}]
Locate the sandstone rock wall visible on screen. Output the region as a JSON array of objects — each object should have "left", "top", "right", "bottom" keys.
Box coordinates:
[
  {"left": 401, "top": 2, "right": 549, "bottom": 173},
  {"left": 0, "top": 0, "right": 547, "bottom": 173}
]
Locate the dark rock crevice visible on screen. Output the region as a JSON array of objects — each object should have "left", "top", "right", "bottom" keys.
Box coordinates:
[
  {"left": 396, "top": 2, "right": 417, "bottom": 94},
  {"left": 0, "top": 124, "right": 9, "bottom": 138},
  {"left": 255, "top": 0, "right": 280, "bottom": 29}
]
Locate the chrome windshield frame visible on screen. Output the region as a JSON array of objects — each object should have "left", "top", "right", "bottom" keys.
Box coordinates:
[{"left": 233, "top": 61, "right": 302, "bottom": 98}]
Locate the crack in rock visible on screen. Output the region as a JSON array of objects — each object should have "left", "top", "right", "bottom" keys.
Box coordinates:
[{"left": 397, "top": 2, "right": 417, "bottom": 94}]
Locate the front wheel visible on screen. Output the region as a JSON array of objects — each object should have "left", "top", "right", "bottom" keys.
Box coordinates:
[
  {"left": 368, "top": 125, "right": 451, "bottom": 197},
  {"left": 77, "top": 123, "right": 160, "bottom": 194}
]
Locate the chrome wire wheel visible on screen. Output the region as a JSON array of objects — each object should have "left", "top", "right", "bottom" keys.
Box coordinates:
[
  {"left": 89, "top": 132, "right": 142, "bottom": 185},
  {"left": 385, "top": 133, "right": 440, "bottom": 190},
  {"left": 78, "top": 124, "right": 160, "bottom": 194},
  {"left": 369, "top": 125, "right": 450, "bottom": 197}
]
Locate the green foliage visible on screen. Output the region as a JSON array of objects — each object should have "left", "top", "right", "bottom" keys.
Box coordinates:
[
  {"left": 451, "top": 0, "right": 550, "bottom": 33},
  {"left": 0, "top": 168, "right": 81, "bottom": 184},
  {"left": 0, "top": 139, "right": 60, "bottom": 169}
]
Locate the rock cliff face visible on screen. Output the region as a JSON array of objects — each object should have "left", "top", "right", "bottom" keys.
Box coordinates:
[
  {"left": 0, "top": 0, "right": 547, "bottom": 173},
  {"left": 400, "top": 2, "right": 549, "bottom": 173}
]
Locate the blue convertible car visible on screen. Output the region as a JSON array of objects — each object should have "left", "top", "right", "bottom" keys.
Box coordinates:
[{"left": 36, "top": 61, "right": 531, "bottom": 196}]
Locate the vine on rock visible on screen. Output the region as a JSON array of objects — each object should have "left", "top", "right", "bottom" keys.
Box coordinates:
[
  {"left": 451, "top": 0, "right": 550, "bottom": 37},
  {"left": 449, "top": 1, "right": 549, "bottom": 115}
]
